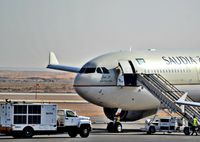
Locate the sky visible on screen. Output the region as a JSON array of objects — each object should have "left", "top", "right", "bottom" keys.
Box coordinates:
[{"left": 0, "top": 0, "right": 200, "bottom": 69}]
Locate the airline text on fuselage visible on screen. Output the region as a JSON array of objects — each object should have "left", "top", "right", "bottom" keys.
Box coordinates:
[{"left": 162, "top": 56, "right": 200, "bottom": 65}]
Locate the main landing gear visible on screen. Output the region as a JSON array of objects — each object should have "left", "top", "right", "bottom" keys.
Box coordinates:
[
  {"left": 107, "top": 122, "right": 122, "bottom": 133},
  {"left": 107, "top": 108, "right": 123, "bottom": 133}
]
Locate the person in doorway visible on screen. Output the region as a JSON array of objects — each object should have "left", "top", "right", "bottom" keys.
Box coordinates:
[{"left": 191, "top": 115, "right": 198, "bottom": 136}]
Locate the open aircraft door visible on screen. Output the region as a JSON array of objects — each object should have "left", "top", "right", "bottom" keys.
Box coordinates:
[
  {"left": 117, "top": 60, "right": 137, "bottom": 86},
  {"left": 196, "top": 63, "right": 200, "bottom": 82}
]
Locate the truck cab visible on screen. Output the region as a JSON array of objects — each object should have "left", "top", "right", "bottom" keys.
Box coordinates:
[{"left": 57, "top": 109, "right": 92, "bottom": 138}]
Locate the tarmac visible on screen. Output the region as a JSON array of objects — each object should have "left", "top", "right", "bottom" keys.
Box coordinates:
[
  {"left": 0, "top": 93, "right": 199, "bottom": 141},
  {"left": 0, "top": 123, "right": 200, "bottom": 142}
]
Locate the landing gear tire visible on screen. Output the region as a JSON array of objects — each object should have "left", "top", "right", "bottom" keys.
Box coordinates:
[
  {"left": 183, "top": 127, "right": 190, "bottom": 136},
  {"left": 107, "top": 122, "right": 114, "bottom": 132},
  {"left": 147, "top": 126, "right": 156, "bottom": 135},
  {"left": 107, "top": 122, "right": 122, "bottom": 133},
  {"left": 114, "top": 122, "right": 122, "bottom": 133}
]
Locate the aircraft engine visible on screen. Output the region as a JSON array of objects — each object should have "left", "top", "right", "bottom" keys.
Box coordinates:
[{"left": 103, "top": 107, "right": 157, "bottom": 121}]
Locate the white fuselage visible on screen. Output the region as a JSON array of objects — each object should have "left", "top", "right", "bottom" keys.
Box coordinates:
[{"left": 74, "top": 50, "right": 200, "bottom": 111}]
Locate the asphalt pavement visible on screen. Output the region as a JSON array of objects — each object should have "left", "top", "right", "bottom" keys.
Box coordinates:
[{"left": 0, "top": 124, "right": 199, "bottom": 142}]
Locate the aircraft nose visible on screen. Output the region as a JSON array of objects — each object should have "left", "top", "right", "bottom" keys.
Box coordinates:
[
  {"left": 74, "top": 74, "right": 87, "bottom": 86},
  {"left": 73, "top": 74, "right": 89, "bottom": 94},
  {"left": 73, "top": 74, "right": 92, "bottom": 101}
]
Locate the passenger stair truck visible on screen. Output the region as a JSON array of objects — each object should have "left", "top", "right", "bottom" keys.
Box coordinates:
[
  {"left": 0, "top": 102, "right": 92, "bottom": 138},
  {"left": 137, "top": 73, "right": 200, "bottom": 135}
]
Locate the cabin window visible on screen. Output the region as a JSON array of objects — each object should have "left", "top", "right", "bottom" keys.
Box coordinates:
[{"left": 136, "top": 58, "right": 145, "bottom": 65}]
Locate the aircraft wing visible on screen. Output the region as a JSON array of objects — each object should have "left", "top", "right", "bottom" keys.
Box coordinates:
[
  {"left": 176, "top": 101, "right": 200, "bottom": 107},
  {"left": 175, "top": 93, "right": 200, "bottom": 107},
  {"left": 47, "top": 52, "right": 80, "bottom": 73}
]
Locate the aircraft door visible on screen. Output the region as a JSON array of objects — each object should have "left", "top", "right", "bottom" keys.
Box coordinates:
[
  {"left": 197, "top": 64, "right": 200, "bottom": 82},
  {"left": 117, "top": 60, "right": 137, "bottom": 86}
]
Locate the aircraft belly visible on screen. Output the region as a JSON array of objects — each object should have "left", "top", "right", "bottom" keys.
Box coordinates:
[{"left": 75, "top": 86, "right": 160, "bottom": 110}]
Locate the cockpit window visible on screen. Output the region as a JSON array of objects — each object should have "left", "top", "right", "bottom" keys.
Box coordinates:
[
  {"left": 96, "top": 67, "right": 102, "bottom": 73},
  {"left": 102, "top": 67, "right": 109, "bottom": 74},
  {"left": 84, "top": 68, "right": 96, "bottom": 73},
  {"left": 79, "top": 68, "right": 86, "bottom": 73},
  {"left": 79, "top": 68, "right": 96, "bottom": 74},
  {"left": 79, "top": 67, "right": 109, "bottom": 74}
]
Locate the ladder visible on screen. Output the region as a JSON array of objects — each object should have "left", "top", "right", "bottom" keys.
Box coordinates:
[{"left": 137, "top": 73, "right": 200, "bottom": 125}]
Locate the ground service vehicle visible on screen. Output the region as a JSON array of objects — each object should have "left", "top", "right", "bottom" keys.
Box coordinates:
[
  {"left": 57, "top": 109, "right": 91, "bottom": 138},
  {"left": 145, "top": 117, "right": 192, "bottom": 135},
  {"left": 0, "top": 102, "right": 91, "bottom": 138}
]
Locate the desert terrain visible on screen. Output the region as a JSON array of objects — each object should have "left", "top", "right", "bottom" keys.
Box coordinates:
[{"left": 0, "top": 70, "right": 75, "bottom": 93}]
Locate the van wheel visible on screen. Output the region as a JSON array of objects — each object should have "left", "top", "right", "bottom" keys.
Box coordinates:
[
  {"left": 22, "top": 127, "right": 34, "bottom": 138},
  {"left": 80, "top": 126, "right": 90, "bottom": 138},
  {"left": 68, "top": 129, "right": 78, "bottom": 138}
]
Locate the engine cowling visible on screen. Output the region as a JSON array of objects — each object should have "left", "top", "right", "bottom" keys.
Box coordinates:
[{"left": 103, "top": 107, "right": 157, "bottom": 121}]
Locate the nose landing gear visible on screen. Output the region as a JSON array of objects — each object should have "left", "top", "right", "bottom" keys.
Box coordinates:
[{"left": 107, "top": 108, "right": 123, "bottom": 133}]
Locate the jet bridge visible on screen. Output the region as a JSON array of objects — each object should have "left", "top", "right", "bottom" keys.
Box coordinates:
[{"left": 137, "top": 73, "right": 200, "bottom": 126}]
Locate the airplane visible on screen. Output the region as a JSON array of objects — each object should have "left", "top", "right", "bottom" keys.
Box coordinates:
[{"left": 47, "top": 49, "right": 200, "bottom": 132}]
